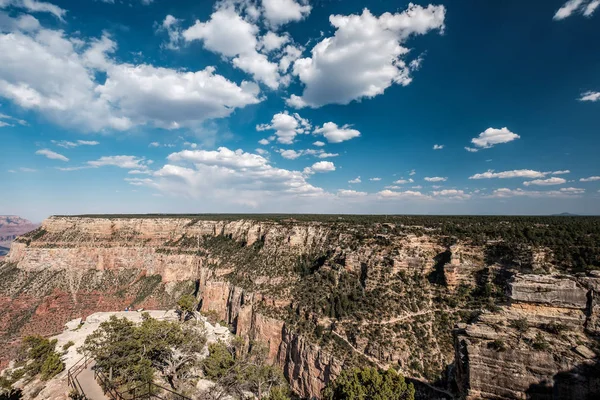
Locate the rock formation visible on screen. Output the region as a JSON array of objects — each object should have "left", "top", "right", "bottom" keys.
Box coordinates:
[{"left": 1, "top": 215, "right": 598, "bottom": 399}]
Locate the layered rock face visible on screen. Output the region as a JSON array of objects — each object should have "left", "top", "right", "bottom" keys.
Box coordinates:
[
  {"left": 1, "top": 215, "right": 599, "bottom": 399},
  {"left": 454, "top": 273, "right": 600, "bottom": 399}
]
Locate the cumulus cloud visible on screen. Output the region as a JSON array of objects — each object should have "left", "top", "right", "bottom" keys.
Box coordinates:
[
  {"left": 261, "top": 0, "right": 311, "bottom": 28},
  {"left": 377, "top": 189, "right": 428, "bottom": 199},
  {"left": 424, "top": 176, "right": 447, "bottom": 182},
  {"left": 433, "top": 144, "right": 444, "bottom": 150},
  {"left": 314, "top": 122, "right": 360, "bottom": 143},
  {"left": 0, "top": 0, "right": 66, "bottom": 21},
  {"left": 580, "top": 176, "right": 600, "bottom": 182},
  {"left": 469, "top": 169, "right": 546, "bottom": 179},
  {"left": 394, "top": 178, "right": 414, "bottom": 184},
  {"left": 0, "top": 17, "right": 261, "bottom": 132},
  {"left": 337, "top": 189, "right": 367, "bottom": 197},
  {"left": 182, "top": 5, "right": 284, "bottom": 88},
  {"left": 523, "top": 177, "right": 566, "bottom": 186},
  {"left": 470, "top": 127, "right": 520, "bottom": 149},
  {"left": 369, "top": 177, "right": 381, "bottom": 182},
  {"left": 259, "top": 31, "right": 289, "bottom": 52},
  {"left": 286, "top": 4, "right": 445, "bottom": 108},
  {"left": 131, "top": 147, "right": 327, "bottom": 207},
  {"left": 551, "top": 170, "right": 570, "bottom": 175},
  {"left": 256, "top": 111, "right": 311, "bottom": 144},
  {"left": 432, "top": 189, "right": 470, "bottom": 199},
  {"left": 553, "top": 0, "right": 600, "bottom": 20},
  {"left": 348, "top": 176, "right": 361, "bottom": 184},
  {"left": 578, "top": 91, "right": 600, "bottom": 102},
  {"left": 35, "top": 148, "right": 68, "bottom": 161},
  {"left": 464, "top": 147, "right": 478, "bottom": 153},
  {"left": 313, "top": 141, "right": 325, "bottom": 147},
  {"left": 305, "top": 160, "right": 336, "bottom": 173}
]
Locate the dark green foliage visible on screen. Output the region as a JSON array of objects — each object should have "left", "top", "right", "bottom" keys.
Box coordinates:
[
  {"left": 62, "top": 341, "right": 75, "bottom": 351},
  {"left": 532, "top": 332, "right": 550, "bottom": 351},
  {"left": 510, "top": 318, "right": 529, "bottom": 333},
  {"left": 202, "top": 337, "right": 289, "bottom": 399},
  {"left": 487, "top": 339, "right": 507, "bottom": 352},
  {"left": 81, "top": 314, "right": 207, "bottom": 391},
  {"left": 19, "top": 336, "right": 64, "bottom": 380},
  {"left": 540, "top": 322, "right": 567, "bottom": 335},
  {"left": 176, "top": 294, "right": 197, "bottom": 322},
  {"left": 322, "top": 367, "right": 415, "bottom": 400},
  {"left": 40, "top": 351, "right": 64, "bottom": 381}
]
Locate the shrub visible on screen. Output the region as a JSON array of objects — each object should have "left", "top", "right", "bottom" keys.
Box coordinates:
[
  {"left": 62, "top": 341, "right": 75, "bottom": 351},
  {"left": 532, "top": 332, "right": 550, "bottom": 351},
  {"left": 322, "top": 367, "right": 415, "bottom": 400},
  {"left": 510, "top": 318, "right": 529, "bottom": 333},
  {"left": 487, "top": 339, "right": 507, "bottom": 352},
  {"left": 41, "top": 352, "right": 65, "bottom": 381}
]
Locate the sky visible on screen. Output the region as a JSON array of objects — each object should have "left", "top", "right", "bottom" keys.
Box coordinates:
[{"left": 1, "top": 0, "right": 599, "bottom": 222}]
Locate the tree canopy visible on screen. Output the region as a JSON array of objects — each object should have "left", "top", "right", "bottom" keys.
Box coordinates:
[{"left": 322, "top": 367, "right": 415, "bottom": 400}]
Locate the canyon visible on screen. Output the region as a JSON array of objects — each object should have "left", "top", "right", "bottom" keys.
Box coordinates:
[
  {"left": 0, "top": 215, "right": 599, "bottom": 399},
  {"left": 0, "top": 216, "right": 38, "bottom": 260}
]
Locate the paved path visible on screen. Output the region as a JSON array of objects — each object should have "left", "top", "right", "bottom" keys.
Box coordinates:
[{"left": 76, "top": 361, "right": 109, "bottom": 400}]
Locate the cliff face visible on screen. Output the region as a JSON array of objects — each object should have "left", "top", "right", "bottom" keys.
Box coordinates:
[
  {"left": 1, "top": 215, "right": 598, "bottom": 399},
  {"left": 454, "top": 273, "right": 600, "bottom": 399}
]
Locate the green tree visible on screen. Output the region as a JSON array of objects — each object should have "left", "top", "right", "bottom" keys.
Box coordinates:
[
  {"left": 177, "top": 294, "right": 197, "bottom": 322},
  {"left": 322, "top": 367, "right": 415, "bottom": 400},
  {"left": 19, "top": 335, "right": 64, "bottom": 380}
]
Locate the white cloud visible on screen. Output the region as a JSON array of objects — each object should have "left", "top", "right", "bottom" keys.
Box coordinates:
[
  {"left": 424, "top": 176, "right": 447, "bottom": 182},
  {"left": 182, "top": 5, "right": 284, "bottom": 89},
  {"left": 259, "top": 31, "right": 289, "bottom": 52},
  {"left": 580, "top": 176, "right": 600, "bottom": 182},
  {"left": 369, "top": 177, "right": 382, "bottom": 181},
  {"left": 88, "top": 155, "right": 150, "bottom": 169},
  {"left": 432, "top": 189, "right": 470, "bottom": 199},
  {"left": 523, "top": 177, "right": 566, "bottom": 186},
  {"left": 287, "top": 4, "right": 445, "bottom": 108},
  {"left": 464, "top": 147, "right": 478, "bottom": 153},
  {"left": 469, "top": 169, "right": 546, "bottom": 179},
  {"left": 433, "top": 144, "right": 444, "bottom": 150},
  {"left": 257, "top": 111, "right": 311, "bottom": 144},
  {"left": 470, "top": 127, "right": 520, "bottom": 149},
  {"left": 394, "top": 178, "right": 413, "bottom": 184},
  {"left": 313, "top": 141, "right": 325, "bottom": 147},
  {"left": 0, "top": 0, "right": 66, "bottom": 21},
  {"left": 132, "top": 147, "right": 326, "bottom": 206},
  {"left": 0, "top": 112, "right": 27, "bottom": 126},
  {"left": 0, "top": 20, "right": 261, "bottom": 132},
  {"left": 314, "top": 122, "right": 360, "bottom": 143},
  {"left": 337, "top": 189, "right": 367, "bottom": 197},
  {"left": 560, "top": 187, "right": 585, "bottom": 194},
  {"left": 318, "top": 152, "right": 338, "bottom": 158},
  {"left": 551, "top": 170, "right": 570, "bottom": 175},
  {"left": 255, "top": 148, "right": 268, "bottom": 156},
  {"left": 348, "top": 176, "right": 361, "bottom": 184},
  {"left": 279, "top": 149, "right": 303, "bottom": 159},
  {"left": 377, "top": 189, "right": 428, "bottom": 199},
  {"left": 157, "top": 14, "right": 183, "bottom": 50},
  {"left": 489, "top": 187, "right": 585, "bottom": 198},
  {"left": 409, "top": 169, "right": 416, "bottom": 176},
  {"left": 553, "top": 0, "right": 600, "bottom": 20},
  {"left": 258, "top": 138, "right": 270, "bottom": 145},
  {"left": 578, "top": 91, "right": 600, "bottom": 102},
  {"left": 52, "top": 140, "right": 99, "bottom": 148},
  {"left": 307, "top": 161, "right": 335, "bottom": 173},
  {"left": 35, "top": 148, "right": 68, "bottom": 161},
  {"left": 261, "top": 0, "right": 311, "bottom": 28}
]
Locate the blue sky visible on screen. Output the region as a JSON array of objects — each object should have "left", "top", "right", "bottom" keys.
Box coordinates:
[{"left": 1, "top": 0, "right": 599, "bottom": 221}]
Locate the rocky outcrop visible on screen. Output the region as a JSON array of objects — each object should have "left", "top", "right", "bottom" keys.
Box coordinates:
[
  {"left": 455, "top": 273, "right": 600, "bottom": 399},
  {"left": 0, "top": 215, "right": 38, "bottom": 260}
]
